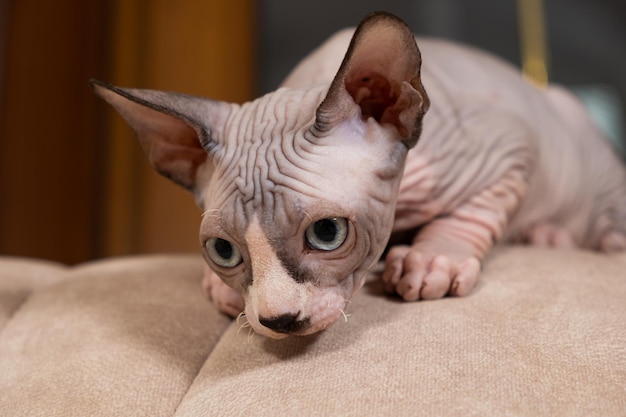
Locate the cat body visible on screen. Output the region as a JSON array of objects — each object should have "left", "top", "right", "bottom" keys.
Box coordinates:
[{"left": 93, "top": 13, "right": 626, "bottom": 339}]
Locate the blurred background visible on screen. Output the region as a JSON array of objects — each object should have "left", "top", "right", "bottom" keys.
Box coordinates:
[{"left": 0, "top": 0, "right": 624, "bottom": 264}]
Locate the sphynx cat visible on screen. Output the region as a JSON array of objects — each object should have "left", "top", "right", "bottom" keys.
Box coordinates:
[{"left": 92, "top": 12, "right": 626, "bottom": 339}]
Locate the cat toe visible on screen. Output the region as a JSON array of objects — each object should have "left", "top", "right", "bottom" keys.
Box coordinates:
[
  {"left": 599, "top": 230, "right": 626, "bottom": 253},
  {"left": 449, "top": 257, "right": 481, "bottom": 296}
]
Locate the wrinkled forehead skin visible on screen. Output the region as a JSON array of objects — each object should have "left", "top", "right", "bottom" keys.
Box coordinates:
[{"left": 198, "top": 85, "right": 406, "bottom": 280}]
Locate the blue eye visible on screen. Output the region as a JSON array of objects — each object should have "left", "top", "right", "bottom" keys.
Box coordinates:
[
  {"left": 305, "top": 218, "right": 348, "bottom": 251},
  {"left": 205, "top": 238, "right": 243, "bottom": 268}
]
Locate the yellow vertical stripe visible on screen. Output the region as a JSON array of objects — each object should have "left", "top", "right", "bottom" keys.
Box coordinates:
[{"left": 517, "top": 0, "right": 550, "bottom": 88}]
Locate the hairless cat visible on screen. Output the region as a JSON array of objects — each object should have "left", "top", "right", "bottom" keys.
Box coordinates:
[{"left": 92, "top": 12, "right": 626, "bottom": 339}]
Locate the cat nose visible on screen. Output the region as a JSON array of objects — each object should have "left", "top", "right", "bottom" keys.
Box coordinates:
[{"left": 259, "top": 313, "right": 305, "bottom": 334}]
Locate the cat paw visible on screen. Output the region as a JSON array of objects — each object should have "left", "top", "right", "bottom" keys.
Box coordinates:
[
  {"left": 382, "top": 246, "right": 481, "bottom": 301},
  {"left": 202, "top": 265, "right": 244, "bottom": 318},
  {"left": 523, "top": 223, "right": 576, "bottom": 249}
]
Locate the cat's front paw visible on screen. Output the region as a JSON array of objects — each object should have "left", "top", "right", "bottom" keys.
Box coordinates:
[
  {"left": 523, "top": 223, "right": 576, "bottom": 249},
  {"left": 382, "top": 246, "right": 480, "bottom": 301},
  {"left": 202, "top": 265, "right": 244, "bottom": 317}
]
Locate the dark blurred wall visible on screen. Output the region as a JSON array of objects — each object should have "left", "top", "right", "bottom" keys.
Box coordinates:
[
  {"left": 257, "top": 0, "right": 625, "bottom": 93},
  {"left": 257, "top": 0, "right": 626, "bottom": 150},
  {"left": 0, "top": 1, "right": 108, "bottom": 264},
  {"left": 0, "top": 0, "right": 255, "bottom": 264}
]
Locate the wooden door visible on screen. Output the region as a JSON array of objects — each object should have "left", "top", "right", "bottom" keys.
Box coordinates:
[
  {"left": 102, "top": 0, "right": 255, "bottom": 257},
  {"left": 0, "top": 0, "right": 255, "bottom": 264}
]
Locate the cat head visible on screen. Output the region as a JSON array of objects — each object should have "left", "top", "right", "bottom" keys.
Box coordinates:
[{"left": 92, "top": 12, "right": 428, "bottom": 338}]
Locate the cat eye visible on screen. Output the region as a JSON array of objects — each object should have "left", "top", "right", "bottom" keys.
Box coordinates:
[
  {"left": 205, "top": 238, "right": 243, "bottom": 268},
  {"left": 305, "top": 218, "right": 349, "bottom": 251}
]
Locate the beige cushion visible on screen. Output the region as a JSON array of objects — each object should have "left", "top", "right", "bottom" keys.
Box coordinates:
[{"left": 1, "top": 247, "right": 625, "bottom": 416}]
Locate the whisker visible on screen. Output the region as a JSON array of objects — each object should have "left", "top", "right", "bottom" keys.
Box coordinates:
[
  {"left": 201, "top": 209, "right": 221, "bottom": 218},
  {"left": 236, "top": 311, "right": 246, "bottom": 326},
  {"left": 338, "top": 308, "right": 351, "bottom": 323},
  {"left": 247, "top": 327, "right": 256, "bottom": 341},
  {"left": 236, "top": 312, "right": 252, "bottom": 337}
]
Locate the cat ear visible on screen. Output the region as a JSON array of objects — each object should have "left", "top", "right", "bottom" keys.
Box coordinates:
[
  {"left": 90, "top": 80, "right": 232, "bottom": 190},
  {"left": 313, "top": 12, "right": 429, "bottom": 147}
]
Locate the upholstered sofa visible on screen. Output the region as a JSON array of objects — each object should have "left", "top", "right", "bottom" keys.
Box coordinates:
[{"left": 1, "top": 246, "right": 625, "bottom": 416}]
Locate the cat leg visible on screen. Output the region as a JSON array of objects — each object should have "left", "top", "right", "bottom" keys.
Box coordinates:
[
  {"left": 202, "top": 264, "right": 245, "bottom": 317},
  {"left": 383, "top": 170, "right": 526, "bottom": 301}
]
